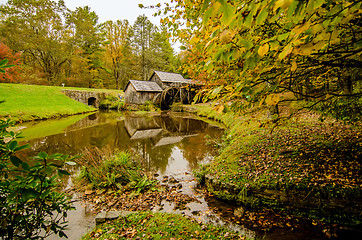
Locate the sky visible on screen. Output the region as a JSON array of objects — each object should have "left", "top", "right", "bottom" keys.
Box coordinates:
[
  {"left": 0, "top": 0, "right": 170, "bottom": 25},
  {"left": 0, "top": 0, "right": 180, "bottom": 50}
]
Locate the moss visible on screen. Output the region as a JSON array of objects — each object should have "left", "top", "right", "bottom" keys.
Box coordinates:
[
  {"left": 189, "top": 103, "right": 362, "bottom": 226},
  {"left": 83, "top": 212, "right": 247, "bottom": 240}
]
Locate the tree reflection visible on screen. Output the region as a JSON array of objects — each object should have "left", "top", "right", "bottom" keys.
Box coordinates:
[{"left": 19, "top": 113, "right": 223, "bottom": 174}]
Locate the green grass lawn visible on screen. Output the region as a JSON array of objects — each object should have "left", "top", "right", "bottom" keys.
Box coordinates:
[{"left": 0, "top": 83, "right": 121, "bottom": 122}]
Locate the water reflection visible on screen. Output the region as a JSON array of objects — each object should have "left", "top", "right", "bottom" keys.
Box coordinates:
[
  {"left": 17, "top": 112, "right": 228, "bottom": 240},
  {"left": 19, "top": 112, "right": 223, "bottom": 176}
]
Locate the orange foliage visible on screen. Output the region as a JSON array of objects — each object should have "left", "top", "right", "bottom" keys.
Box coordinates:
[{"left": 0, "top": 43, "right": 22, "bottom": 83}]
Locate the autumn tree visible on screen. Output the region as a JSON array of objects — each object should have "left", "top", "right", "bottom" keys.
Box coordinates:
[
  {"left": 66, "top": 6, "right": 106, "bottom": 88},
  {"left": 132, "top": 15, "right": 180, "bottom": 81},
  {"left": 0, "top": 0, "right": 70, "bottom": 85},
  {"left": 102, "top": 20, "right": 135, "bottom": 89},
  {"left": 0, "top": 43, "right": 21, "bottom": 83},
  {"left": 132, "top": 15, "right": 155, "bottom": 81},
  {"left": 162, "top": 0, "right": 362, "bottom": 121},
  {"left": 150, "top": 26, "right": 178, "bottom": 73}
]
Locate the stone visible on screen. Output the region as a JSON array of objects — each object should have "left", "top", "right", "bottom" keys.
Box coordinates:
[
  {"left": 84, "top": 190, "right": 94, "bottom": 195},
  {"left": 162, "top": 176, "right": 168, "bottom": 182},
  {"left": 95, "top": 211, "right": 106, "bottom": 224},
  {"left": 169, "top": 176, "right": 179, "bottom": 184},
  {"left": 234, "top": 207, "right": 245, "bottom": 218},
  {"left": 95, "top": 210, "right": 134, "bottom": 225}
]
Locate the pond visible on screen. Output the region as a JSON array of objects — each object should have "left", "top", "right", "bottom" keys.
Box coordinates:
[
  {"left": 18, "top": 111, "right": 248, "bottom": 239},
  {"left": 18, "top": 111, "right": 223, "bottom": 175},
  {"left": 16, "top": 111, "right": 339, "bottom": 240}
]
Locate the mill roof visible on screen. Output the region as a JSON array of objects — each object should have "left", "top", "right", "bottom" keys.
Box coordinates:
[
  {"left": 126, "top": 80, "right": 163, "bottom": 92},
  {"left": 153, "top": 71, "right": 193, "bottom": 84}
]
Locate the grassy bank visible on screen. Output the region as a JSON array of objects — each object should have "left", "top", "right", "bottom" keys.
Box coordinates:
[
  {"left": 77, "top": 148, "right": 247, "bottom": 239},
  {"left": 83, "top": 212, "right": 244, "bottom": 240},
  {"left": 0, "top": 83, "right": 122, "bottom": 122},
  {"left": 191, "top": 103, "right": 362, "bottom": 226}
]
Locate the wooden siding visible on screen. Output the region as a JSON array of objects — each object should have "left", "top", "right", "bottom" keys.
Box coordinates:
[{"left": 124, "top": 84, "right": 161, "bottom": 105}]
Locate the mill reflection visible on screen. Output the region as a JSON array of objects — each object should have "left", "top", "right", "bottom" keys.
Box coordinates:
[
  {"left": 20, "top": 113, "right": 223, "bottom": 175},
  {"left": 123, "top": 115, "right": 219, "bottom": 174}
]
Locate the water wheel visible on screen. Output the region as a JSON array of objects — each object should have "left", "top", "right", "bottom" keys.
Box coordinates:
[{"left": 160, "top": 87, "right": 180, "bottom": 109}]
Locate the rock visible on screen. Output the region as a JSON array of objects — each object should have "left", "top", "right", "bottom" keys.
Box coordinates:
[
  {"left": 95, "top": 210, "right": 134, "bottom": 225},
  {"left": 84, "top": 190, "right": 94, "bottom": 195},
  {"left": 234, "top": 207, "right": 245, "bottom": 218},
  {"left": 162, "top": 176, "right": 168, "bottom": 182},
  {"left": 95, "top": 211, "right": 106, "bottom": 224},
  {"left": 169, "top": 176, "right": 179, "bottom": 184}
]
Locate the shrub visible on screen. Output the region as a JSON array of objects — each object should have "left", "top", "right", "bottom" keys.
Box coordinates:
[
  {"left": 139, "top": 101, "right": 159, "bottom": 111},
  {"left": 99, "top": 95, "right": 127, "bottom": 110},
  {"left": 0, "top": 118, "right": 75, "bottom": 239},
  {"left": 170, "top": 102, "right": 184, "bottom": 112},
  {"left": 77, "top": 148, "right": 156, "bottom": 194}
]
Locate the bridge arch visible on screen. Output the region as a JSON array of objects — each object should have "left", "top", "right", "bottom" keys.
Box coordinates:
[{"left": 88, "top": 97, "right": 97, "bottom": 107}]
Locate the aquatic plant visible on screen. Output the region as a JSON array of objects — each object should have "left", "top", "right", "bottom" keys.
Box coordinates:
[{"left": 77, "top": 147, "right": 156, "bottom": 195}]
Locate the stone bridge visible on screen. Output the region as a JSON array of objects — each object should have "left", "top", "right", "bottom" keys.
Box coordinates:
[{"left": 62, "top": 90, "right": 107, "bottom": 108}]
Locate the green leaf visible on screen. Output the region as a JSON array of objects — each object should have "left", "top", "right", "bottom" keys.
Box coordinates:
[
  {"left": 286, "top": 0, "right": 299, "bottom": 18},
  {"left": 277, "top": 32, "right": 290, "bottom": 41},
  {"left": 49, "top": 153, "right": 63, "bottom": 159},
  {"left": 22, "top": 189, "right": 39, "bottom": 201},
  {"left": 14, "top": 144, "right": 29, "bottom": 152},
  {"left": 7, "top": 140, "right": 18, "bottom": 151},
  {"left": 58, "top": 169, "right": 70, "bottom": 176},
  {"left": 239, "top": 39, "right": 254, "bottom": 50},
  {"left": 38, "top": 152, "right": 48, "bottom": 159},
  {"left": 221, "top": 3, "right": 236, "bottom": 26},
  {"left": 0, "top": 59, "right": 9, "bottom": 66},
  {"left": 256, "top": 7, "right": 269, "bottom": 25},
  {"left": 202, "top": 0, "right": 211, "bottom": 12},
  {"left": 21, "top": 162, "right": 30, "bottom": 171},
  {"left": 244, "top": 12, "right": 253, "bottom": 28},
  {"left": 10, "top": 156, "right": 23, "bottom": 167}
]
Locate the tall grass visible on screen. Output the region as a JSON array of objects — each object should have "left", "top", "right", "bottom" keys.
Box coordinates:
[{"left": 76, "top": 147, "right": 156, "bottom": 195}]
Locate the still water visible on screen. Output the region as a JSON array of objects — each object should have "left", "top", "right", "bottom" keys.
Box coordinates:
[
  {"left": 15, "top": 111, "right": 335, "bottom": 240},
  {"left": 17, "top": 111, "right": 246, "bottom": 239},
  {"left": 19, "top": 111, "right": 223, "bottom": 175}
]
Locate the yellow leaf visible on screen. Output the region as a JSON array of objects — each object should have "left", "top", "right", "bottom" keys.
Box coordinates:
[
  {"left": 293, "top": 21, "right": 311, "bottom": 35},
  {"left": 291, "top": 61, "right": 297, "bottom": 71},
  {"left": 269, "top": 41, "right": 280, "bottom": 51},
  {"left": 278, "top": 45, "right": 293, "bottom": 60},
  {"left": 265, "top": 94, "right": 280, "bottom": 106},
  {"left": 258, "top": 43, "right": 269, "bottom": 57},
  {"left": 216, "top": 105, "right": 225, "bottom": 113},
  {"left": 311, "top": 24, "right": 324, "bottom": 34},
  {"left": 190, "top": 36, "right": 199, "bottom": 45},
  {"left": 220, "top": 30, "right": 236, "bottom": 43},
  {"left": 297, "top": 42, "right": 313, "bottom": 55},
  {"left": 274, "top": 0, "right": 293, "bottom": 11},
  {"left": 259, "top": 98, "right": 265, "bottom": 107}
]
